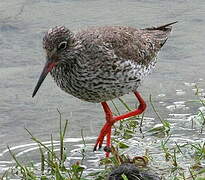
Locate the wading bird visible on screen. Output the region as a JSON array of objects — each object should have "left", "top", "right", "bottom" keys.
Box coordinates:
[{"left": 32, "top": 22, "right": 176, "bottom": 157}]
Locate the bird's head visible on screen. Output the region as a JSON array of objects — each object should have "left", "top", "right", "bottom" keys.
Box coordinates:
[{"left": 32, "top": 26, "right": 74, "bottom": 97}]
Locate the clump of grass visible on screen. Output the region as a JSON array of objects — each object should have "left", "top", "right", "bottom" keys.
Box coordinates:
[
  {"left": 2, "top": 87, "right": 205, "bottom": 179},
  {"left": 147, "top": 94, "right": 170, "bottom": 136},
  {"left": 187, "top": 85, "right": 205, "bottom": 133},
  {"left": 1, "top": 97, "right": 154, "bottom": 180},
  {"left": 111, "top": 91, "right": 205, "bottom": 179},
  {"left": 3, "top": 110, "right": 86, "bottom": 180},
  {"left": 111, "top": 97, "right": 143, "bottom": 140},
  {"left": 160, "top": 138, "right": 205, "bottom": 179}
]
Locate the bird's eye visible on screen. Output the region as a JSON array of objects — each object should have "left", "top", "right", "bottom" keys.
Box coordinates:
[{"left": 58, "top": 41, "right": 67, "bottom": 51}]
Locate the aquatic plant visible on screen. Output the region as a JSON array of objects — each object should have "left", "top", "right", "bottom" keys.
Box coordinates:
[{"left": 1, "top": 88, "right": 205, "bottom": 179}]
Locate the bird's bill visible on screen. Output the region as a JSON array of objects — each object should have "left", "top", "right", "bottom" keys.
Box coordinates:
[{"left": 32, "top": 61, "right": 57, "bottom": 97}]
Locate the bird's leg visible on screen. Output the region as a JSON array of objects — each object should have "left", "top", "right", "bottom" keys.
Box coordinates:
[
  {"left": 113, "top": 91, "right": 147, "bottom": 122},
  {"left": 93, "top": 91, "right": 146, "bottom": 157},
  {"left": 93, "top": 102, "right": 114, "bottom": 152}
]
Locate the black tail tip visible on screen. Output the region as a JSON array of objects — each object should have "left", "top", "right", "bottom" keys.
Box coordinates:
[
  {"left": 144, "top": 21, "right": 178, "bottom": 31},
  {"left": 155, "top": 21, "right": 178, "bottom": 30}
]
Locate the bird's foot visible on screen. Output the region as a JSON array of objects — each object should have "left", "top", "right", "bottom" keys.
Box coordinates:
[
  {"left": 93, "top": 101, "right": 115, "bottom": 157},
  {"left": 93, "top": 121, "right": 113, "bottom": 157},
  {"left": 93, "top": 92, "right": 146, "bottom": 157}
]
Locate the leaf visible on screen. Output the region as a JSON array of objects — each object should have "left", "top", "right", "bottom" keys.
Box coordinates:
[
  {"left": 121, "top": 174, "right": 129, "bottom": 180},
  {"left": 71, "top": 164, "right": 85, "bottom": 173},
  {"left": 147, "top": 124, "right": 165, "bottom": 133},
  {"left": 118, "top": 142, "right": 129, "bottom": 149}
]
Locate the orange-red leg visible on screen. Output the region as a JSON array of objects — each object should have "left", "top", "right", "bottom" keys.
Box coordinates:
[{"left": 93, "top": 91, "right": 147, "bottom": 157}]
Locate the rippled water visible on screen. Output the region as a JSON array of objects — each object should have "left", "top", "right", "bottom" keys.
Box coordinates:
[{"left": 0, "top": 0, "right": 205, "bottom": 178}]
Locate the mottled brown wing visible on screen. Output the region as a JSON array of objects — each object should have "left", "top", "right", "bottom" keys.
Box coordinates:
[
  {"left": 76, "top": 22, "right": 176, "bottom": 66},
  {"left": 104, "top": 23, "right": 176, "bottom": 66},
  {"left": 99, "top": 26, "right": 161, "bottom": 66}
]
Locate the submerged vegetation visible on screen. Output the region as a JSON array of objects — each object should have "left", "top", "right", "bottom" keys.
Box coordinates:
[{"left": 1, "top": 86, "right": 205, "bottom": 180}]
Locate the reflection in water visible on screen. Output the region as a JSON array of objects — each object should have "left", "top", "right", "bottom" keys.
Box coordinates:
[{"left": 0, "top": 0, "right": 205, "bottom": 178}]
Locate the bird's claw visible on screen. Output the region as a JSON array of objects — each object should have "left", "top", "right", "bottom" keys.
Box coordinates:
[
  {"left": 93, "top": 139, "right": 103, "bottom": 151},
  {"left": 93, "top": 144, "right": 102, "bottom": 151}
]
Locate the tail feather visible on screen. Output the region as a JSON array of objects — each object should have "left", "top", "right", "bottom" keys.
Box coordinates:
[
  {"left": 143, "top": 21, "right": 178, "bottom": 31},
  {"left": 142, "top": 21, "right": 177, "bottom": 49}
]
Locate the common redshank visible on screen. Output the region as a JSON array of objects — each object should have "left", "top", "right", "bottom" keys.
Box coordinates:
[{"left": 32, "top": 22, "right": 176, "bottom": 157}]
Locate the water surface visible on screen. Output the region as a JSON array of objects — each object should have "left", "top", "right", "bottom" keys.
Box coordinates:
[{"left": 0, "top": 0, "right": 205, "bottom": 177}]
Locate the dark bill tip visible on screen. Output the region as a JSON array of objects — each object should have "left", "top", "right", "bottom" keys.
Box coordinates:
[{"left": 32, "top": 61, "right": 57, "bottom": 98}]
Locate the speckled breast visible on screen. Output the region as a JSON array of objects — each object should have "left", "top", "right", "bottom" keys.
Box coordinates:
[{"left": 50, "top": 58, "right": 156, "bottom": 103}]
